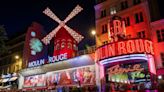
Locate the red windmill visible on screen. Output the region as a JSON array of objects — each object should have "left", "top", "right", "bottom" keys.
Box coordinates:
[{"left": 42, "top": 5, "right": 84, "bottom": 59}]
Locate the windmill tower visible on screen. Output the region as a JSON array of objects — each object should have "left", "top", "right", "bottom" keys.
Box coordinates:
[{"left": 42, "top": 5, "right": 84, "bottom": 59}]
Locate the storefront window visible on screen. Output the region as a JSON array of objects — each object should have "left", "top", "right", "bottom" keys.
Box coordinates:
[{"left": 106, "top": 61, "right": 150, "bottom": 91}]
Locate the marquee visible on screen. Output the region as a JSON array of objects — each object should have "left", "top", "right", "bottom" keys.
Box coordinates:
[{"left": 95, "top": 39, "right": 154, "bottom": 61}]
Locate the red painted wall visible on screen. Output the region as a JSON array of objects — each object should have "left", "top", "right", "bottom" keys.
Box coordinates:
[{"left": 53, "top": 27, "right": 77, "bottom": 59}]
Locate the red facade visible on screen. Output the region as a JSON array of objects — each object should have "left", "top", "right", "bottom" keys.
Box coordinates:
[{"left": 53, "top": 27, "right": 78, "bottom": 59}]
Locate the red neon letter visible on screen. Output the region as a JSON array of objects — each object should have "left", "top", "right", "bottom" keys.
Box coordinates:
[
  {"left": 108, "top": 44, "right": 116, "bottom": 57},
  {"left": 118, "top": 42, "right": 127, "bottom": 55},
  {"left": 135, "top": 39, "right": 144, "bottom": 53},
  {"left": 144, "top": 40, "right": 152, "bottom": 54},
  {"left": 113, "top": 20, "right": 123, "bottom": 35},
  {"left": 126, "top": 40, "right": 135, "bottom": 53}
]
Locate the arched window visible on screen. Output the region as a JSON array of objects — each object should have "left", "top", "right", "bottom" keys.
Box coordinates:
[
  {"left": 56, "top": 43, "right": 60, "bottom": 50},
  {"left": 67, "top": 43, "right": 72, "bottom": 49},
  {"left": 61, "top": 42, "right": 65, "bottom": 49},
  {"left": 73, "top": 44, "right": 77, "bottom": 50}
]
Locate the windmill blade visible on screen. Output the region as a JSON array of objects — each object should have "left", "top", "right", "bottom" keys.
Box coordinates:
[
  {"left": 43, "top": 7, "right": 61, "bottom": 24},
  {"left": 64, "top": 5, "right": 83, "bottom": 23},
  {"left": 42, "top": 25, "right": 62, "bottom": 45},
  {"left": 63, "top": 25, "right": 84, "bottom": 43}
]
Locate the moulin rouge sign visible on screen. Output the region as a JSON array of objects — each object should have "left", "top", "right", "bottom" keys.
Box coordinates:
[
  {"left": 95, "top": 39, "right": 154, "bottom": 61},
  {"left": 28, "top": 53, "right": 67, "bottom": 68}
]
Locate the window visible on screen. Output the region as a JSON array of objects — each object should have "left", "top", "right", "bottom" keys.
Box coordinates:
[
  {"left": 110, "top": 7, "right": 116, "bottom": 15},
  {"left": 67, "top": 43, "right": 72, "bottom": 49},
  {"left": 124, "top": 17, "right": 130, "bottom": 26},
  {"left": 103, "top": 41, "right": 108, "bottom": 45},
  {"left": 56, "top": 43, "right": 60, "bottom": 50},
  {"left": 161, "top": 53, "right": 164, "bottom": 66},
  {"left": 137, "top": 31, "right": 145, "bottom": 38},
  {"left": 101, "top": 9, "right": 106, "bottom": 18},
  {"left": 61, "top": 42, "right": 65, "bottom": 49},
  {"left": 102, "top": 24, "right": 108, "bottom": 34},
  {"left": 121, "top": 1, "right": 128, "bottom": 10},
  {"left": 135, "top": 12, "right": 144, "bottom": 23},
  {"left": 133, "top": 0, "right": 141, "bottom": 5},
  {"left": 139, "top": 12, "right": 143, "bottom": 22},
  {"left": 156, "top": 29, "right": 164, "bottom": 42}
]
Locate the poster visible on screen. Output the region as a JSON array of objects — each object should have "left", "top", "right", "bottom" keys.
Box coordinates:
[
  {"left": 24, "top": 65, "right": 95, "bottom": 88},
  {"left": 24, "top": 74, "right": 46, "bottom": 87},
  {"left": 107, "top": 61, "right": 150, "bottom": 83},
  {"left": 46, "top": 65, "right": 95, "bottom": 86}
]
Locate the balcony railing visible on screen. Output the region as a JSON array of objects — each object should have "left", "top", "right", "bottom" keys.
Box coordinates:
[{"left": 76, "top": 45, "right": 96, "bottom": 56}]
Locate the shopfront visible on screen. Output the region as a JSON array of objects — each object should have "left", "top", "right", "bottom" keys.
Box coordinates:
[
  {"left": 0, "top": 73, "right": 18, "bottom": 91},
  {"left": 95, "top": 39, "right": 156, "bottom": 91},
  {"left": 19, "top": 54, "right": 96, "bottom": 91}
]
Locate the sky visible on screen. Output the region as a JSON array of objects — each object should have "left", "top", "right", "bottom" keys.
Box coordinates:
[
  {"left": 0, "top": 0, "right": 163, "bottom": 50},
  {"left": 0, "top": 0, "right": 96, "bottom": 50}
]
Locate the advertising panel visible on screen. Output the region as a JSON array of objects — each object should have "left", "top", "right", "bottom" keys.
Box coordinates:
[
  {"left": 24, "top": 74, "right": 46, "bottom": 88},
  {"left": 23, "top": 65, "right": 95, "bottom": 88},
  {"left": 106, "top": 61, "right": 150, "bottom": 83},
  {"left": 46, "top": 65, "right": 95, "bottom": 86}
]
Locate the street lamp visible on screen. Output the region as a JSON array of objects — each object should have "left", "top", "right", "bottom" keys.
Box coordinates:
[
  {"left": 91, "top": 29, "right": 96, "bottom": 36},
  {"left": 15, "top": 55, "right": 19, "bottom": 59}
]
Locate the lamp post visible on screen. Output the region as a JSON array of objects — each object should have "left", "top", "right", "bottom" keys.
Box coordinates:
[
  {"left": 91, "top": 29, "right": 96, "bottom": 46},
  {"left": 14, "top": 55, "right": 22, "bottom": 72}
]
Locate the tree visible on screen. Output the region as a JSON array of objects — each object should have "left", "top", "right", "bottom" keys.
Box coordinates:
[{"left": 0, "top": 25, "right": 8, "bottom": 54}]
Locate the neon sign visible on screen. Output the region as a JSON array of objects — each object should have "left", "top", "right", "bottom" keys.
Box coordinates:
[
  {"left": 28, "top": 53, "right": 68, "bottom": 68},
  {"left": 28, "top": 59, "right": 45, "bottom": 67},
  {"left": 131, "top": 72, "right": 145, "bottom": 80},
  {"left": 95, "top": 39, "right": 154, "bottom": 61},
  {"left": 48, "top": 53, "right": 67, "bottom": 63},
  {"left": 108, "top": 64, "right": 144, "bottom": 75},
  {"left": 108, "top": 16, "right": 126, "bottom": 42}
]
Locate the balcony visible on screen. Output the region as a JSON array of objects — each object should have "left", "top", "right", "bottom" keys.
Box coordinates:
[{"left": 76, "top": 45, "right": 96, "bottom": 56}]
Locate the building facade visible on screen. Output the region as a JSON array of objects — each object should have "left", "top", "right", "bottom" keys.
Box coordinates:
[
  {"left": 0, "top": 33, "right": 25, "bottom": 90},
  {"left": 18, "top": 6, "right": 97, "bottom": 92},
  {"left": 94, "top": 0, "right": 164, "bottom": 91}
]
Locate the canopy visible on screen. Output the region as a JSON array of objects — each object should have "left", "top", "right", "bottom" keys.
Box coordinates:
[
  {"left": 20, "top": 54, "right": 95, "bottom": 76},
  {"left": 1, "top": 78, "right": 9, "bottom": 83},
  {"left": 0, "top": 79, "right": 3, "bottom": 83},
  {"left": 9, "top": 77, "right": 18, "bottom": 81}
]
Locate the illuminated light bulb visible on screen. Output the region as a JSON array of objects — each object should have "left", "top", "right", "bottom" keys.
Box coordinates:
[
  {"left": 112, "top": 79, "right": 115, "bottom": 82},
  {"left": 116, "top": 79, "right": 119, "bottom": 82},
  {"left": 158, "top": 75, "right": 162, "bottom": 79},
  {"left": 42, "top": 5, "right": 84, "bottom": 45},
  {"left": 15, "top": 55, "right": 19, "bottom": 59}
]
